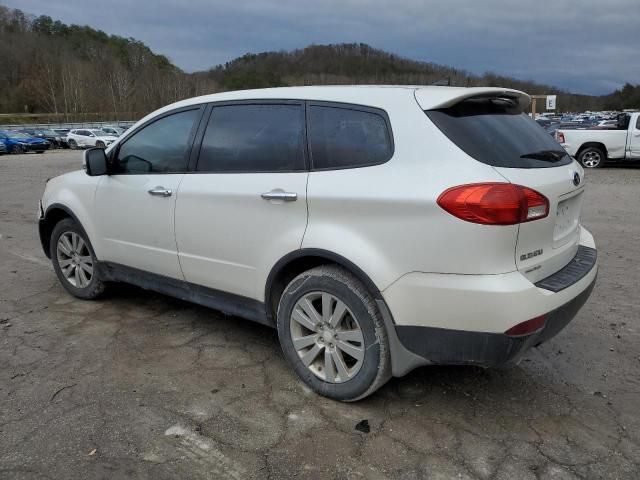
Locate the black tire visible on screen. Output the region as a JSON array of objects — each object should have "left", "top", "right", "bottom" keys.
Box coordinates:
[
  {"left": 68, "top": 139, "right": 78, "bottom": 150},
  {"left": 11, "top": 144, "right": 24, "bottom": 154},
  {"left": 50, "top": 218, "right": 105, "bottom": 300},
  {"left": 578, "top": 146, "right": 605, "bottom": 168},
  {"left": 36, "top": 150, "right": 45, "bottom": 154},
  {"left": 95, "top": 141, "right": 105, "bottom": 148},
  {"left": 277, "top": 265, "right": 391, "bottom": 402}
]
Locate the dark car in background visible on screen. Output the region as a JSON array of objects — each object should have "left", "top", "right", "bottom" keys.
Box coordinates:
[
  {"left": 19, "top": 128, "right": 62, "bottom": 148},
  {"left": 0, "top": 131, "right": 50, "bottom": 154},
  {"left": 0, "top": 141, "right": 7, "bottom": 155},
  {"left": 53, "top": 128, "right": 71, "bottom": 148}
]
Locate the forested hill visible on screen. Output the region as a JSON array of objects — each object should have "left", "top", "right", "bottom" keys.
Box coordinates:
[
  {"left": 202, "top": 44, "right": 639, "bottom": 112},
  {"left": 0, "top": 6, "right": 217, "bottom": 118},
  {"left": 1, "top": 5, "right": 638, "bottom": 120}
]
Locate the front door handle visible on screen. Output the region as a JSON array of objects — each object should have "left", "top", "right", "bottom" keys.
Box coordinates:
[
  {"left": 261, "top": 191, "right": 297, "bottom": 202},
  {"left": 148, "top": 187, "right": 172, "bottom": 197}
]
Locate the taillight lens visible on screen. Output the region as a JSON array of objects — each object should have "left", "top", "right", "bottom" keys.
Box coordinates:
[
  {"left": 437, "top": 183, "right": 549, "bottom": 225},
  {"left": 556, "top": 132, "right": 565, "bottom": 143},
  {"left": 505, "top": 315, "right": 546, "bottom": 337}
]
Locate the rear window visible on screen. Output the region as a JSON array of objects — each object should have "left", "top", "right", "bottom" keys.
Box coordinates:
[{"left": 426, "top": 98, "right": 572, "bottom": 168}]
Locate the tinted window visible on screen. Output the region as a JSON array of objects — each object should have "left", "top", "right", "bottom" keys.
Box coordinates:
[
  {"left": 197, "top": 104, "right": 304, "bottom": 173},
  {"left": 308, "top": 105, "right": 392, "bottom": 170},
  {"left": 426, "top": 98, "right": 572, "bottom": 168},
  {"left": 114, "top": 109, "right": 198, "bottom": 174}
]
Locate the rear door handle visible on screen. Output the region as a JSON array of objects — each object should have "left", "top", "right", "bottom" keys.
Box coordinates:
[
  {"left": 148, "top": 187, "right": 172, "bottom": 197},
  {"left": 261, "top": 191, "right": 297, "bottom": 202}
]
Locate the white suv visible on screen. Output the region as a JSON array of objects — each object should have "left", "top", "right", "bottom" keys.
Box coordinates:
[
  {"left": 66, "top": 129, "right": 118, "bottom": 149},
  {"left": 38, "top": 86, "right": 597, "bottom": 401}
]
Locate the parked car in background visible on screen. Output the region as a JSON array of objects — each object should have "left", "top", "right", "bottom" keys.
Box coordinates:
[
  {"left": 535, "top": 118, "right": 553, "bottom": 128},
  {"left": 53, "top": 129, "right": 71, "bottom": 148},
  {"left": 38, "top": 86, "right": 597, "bottom": 401},
  {"left": 0, "top": 131, "right": 50, "bottom": 154},
  {"left": 0, "top": 141, "right": 7, "bottom": 155},
  {"left": 557, "top": 112, "right": 640, "bottom": 167},
  {"left": 100, "top": 126, "right": 126, "bottom": 137},
  {"left": 19, "top": 128, "right": 62, "bottom": 148},
  {"left": 596, "top": 120, "right": 618, "bottom": 128},
  {"left": 66, "top": 129, "right": 118, "bottom": 149}
]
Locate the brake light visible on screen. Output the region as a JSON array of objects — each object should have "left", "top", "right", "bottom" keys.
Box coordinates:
[
  {"left": 437, "top": 183, "right": 549, "bottom": 225},
  {"left": 505, "top": 315, "right": 546, "bottom": 337},
  {"left": 556, "top": 132, "right": 565, "bottom": 143}
]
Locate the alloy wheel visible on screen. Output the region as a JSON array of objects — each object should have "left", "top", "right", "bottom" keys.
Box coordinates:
[
  {"left": 289, "top": 291, "right": 365, "bottom": 383},
  {"left": 56, "top": 231, "right": 93, "bottom": 288},
  {"left": 582, "top": 151, "right": 601, "bottom": 168}
]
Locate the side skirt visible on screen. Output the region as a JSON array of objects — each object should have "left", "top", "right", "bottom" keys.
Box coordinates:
[{"left": 97, "top": 262, "right": 272, "bottom": 327}]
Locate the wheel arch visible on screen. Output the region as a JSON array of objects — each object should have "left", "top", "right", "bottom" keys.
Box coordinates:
[
  {"left": 577, "top": 142, "right": 608, "bottom": 159},
  {"left": 39, "top": 204, "right": 83, "bottom": 258},
  {"left": 264, "top": 249, "right": 385, "bottom": 324}
]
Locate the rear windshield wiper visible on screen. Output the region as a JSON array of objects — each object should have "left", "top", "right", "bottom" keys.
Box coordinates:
[{"left": 519, "top": 150, "right": 567, "bottom": 162}]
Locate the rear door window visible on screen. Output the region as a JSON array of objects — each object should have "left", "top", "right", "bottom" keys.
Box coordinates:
[
  {"left": 426, "top": 98, "right": 572, "bottom": 168},
  {"left": 197, "top": 104, "right": 305, "bottom": 173},
  {"left": 308, "top": 104, "right": 393, "bottom": 170}
]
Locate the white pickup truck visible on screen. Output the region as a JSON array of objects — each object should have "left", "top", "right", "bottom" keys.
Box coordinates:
[{"left": 557, "top": 112, "right": 640, "bottom": 168}]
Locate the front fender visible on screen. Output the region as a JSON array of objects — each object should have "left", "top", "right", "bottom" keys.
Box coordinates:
[{"left": 41, "top": 171, "right": 101, "bottom": 258}]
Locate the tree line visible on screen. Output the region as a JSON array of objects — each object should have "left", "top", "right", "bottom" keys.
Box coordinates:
[
  {"left": 0, "top": 6, "right": 638, "bottom": 123},
  {"left": 0, "top": 6, "right": 218, "bottom": 121}
]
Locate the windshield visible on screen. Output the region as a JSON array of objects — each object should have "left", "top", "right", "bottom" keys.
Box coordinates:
[
  {"left": 7, "top": 132, "right": 31, "bottom": 139},
  {"left": 425, "top": 98, "right": 572, "bottom": 168},
  {"left": 90, "top": 130, "right": 111, "bottom": 137}
]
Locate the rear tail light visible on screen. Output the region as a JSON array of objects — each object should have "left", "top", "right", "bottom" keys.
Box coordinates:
[
  {"left": 437, "top": 183, "right": 549, "bottom": 225},
  {"left": 556, "top": 132, "right": 565, "bottom": 143},
  {"left": 505, "top": 315, "right": 546, "bottom": 337}
]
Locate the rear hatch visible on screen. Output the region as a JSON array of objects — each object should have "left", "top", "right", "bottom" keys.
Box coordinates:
[{"left": 422, "top": 90, "right": 583, "bottom": 283}]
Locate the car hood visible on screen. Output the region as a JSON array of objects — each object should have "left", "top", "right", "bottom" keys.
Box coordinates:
[{"left": 97, "top": 136, "right": 119, "bottom": 142}]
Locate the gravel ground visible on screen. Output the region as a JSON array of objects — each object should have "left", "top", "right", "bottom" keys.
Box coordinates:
[{"left": 1, "top": 151, "right": 639, "bottom": 480}]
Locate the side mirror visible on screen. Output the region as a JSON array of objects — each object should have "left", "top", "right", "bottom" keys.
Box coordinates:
[{"left": 84, "top": 148, "right": 109, "bottom": 176}]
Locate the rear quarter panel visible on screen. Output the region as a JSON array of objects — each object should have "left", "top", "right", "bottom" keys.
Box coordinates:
[
  {"left": 303, "top": 93, "right": 520, "bottom": 292},
  {"left": 560, "top": 129, "right": 627, "bottom": 158}
]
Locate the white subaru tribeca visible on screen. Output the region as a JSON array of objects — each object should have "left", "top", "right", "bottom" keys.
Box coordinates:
[{"left": 38, "top": 86, "right": 597, "bottom": 401}]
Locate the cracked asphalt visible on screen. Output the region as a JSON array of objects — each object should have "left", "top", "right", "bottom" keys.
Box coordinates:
[{"left": 1, "top": 151, "right": 639, "bottom": 480}]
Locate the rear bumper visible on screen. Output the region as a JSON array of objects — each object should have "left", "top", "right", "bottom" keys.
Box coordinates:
[
  {"left": 393, "top": 275, "right": 595, "bottom": 368},
  {"left": 382, "top": 226, "right": 597, "bottom": 375}
]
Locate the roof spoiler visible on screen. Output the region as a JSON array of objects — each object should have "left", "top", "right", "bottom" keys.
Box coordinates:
[{"left": 415, "top": 87, "right": 531, "bottom": 111}]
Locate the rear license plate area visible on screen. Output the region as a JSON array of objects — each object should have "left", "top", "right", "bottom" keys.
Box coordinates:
[{"left": 554, "top": 192, "right": 582, "bottom": 242}]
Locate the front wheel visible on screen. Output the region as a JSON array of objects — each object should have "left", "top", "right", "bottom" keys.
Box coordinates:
[
  {"left": 277, "top": 265, "right": 391, "bottom": 401},
  {"left": 68, "top": 139, "right": 78, "bottom": 150},
  {"left": 11, "top": 144, "right": 24, "bottom": 154},
  {"left": 95, "top": 141, "right": 105, "bottom": 148},
  {"left": 50, "top": 218, "right": 105, "bottom": 299},
  {"left": 578, "top": 147, "right": 605, "bottom": 168}
]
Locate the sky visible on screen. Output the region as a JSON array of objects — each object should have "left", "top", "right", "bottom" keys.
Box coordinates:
[{"left": 8, "top": 0, "right": 640, "bottom": 95}]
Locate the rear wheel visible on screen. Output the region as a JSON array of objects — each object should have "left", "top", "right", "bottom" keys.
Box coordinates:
[
  {"left": 50, "top": 218, "right": 105, "bottom": 299},
  {"left": 11, "top": 144, "right": 24, "bottom": 154},
  {"left": 578, "top": 147, "right": 605, "bottom": 168},
  {"left": 68, "top": 139, "right": 78, "bottom": 150},
  {"left": 277, "top": 265, "right": 391, "bottom": 401}
]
